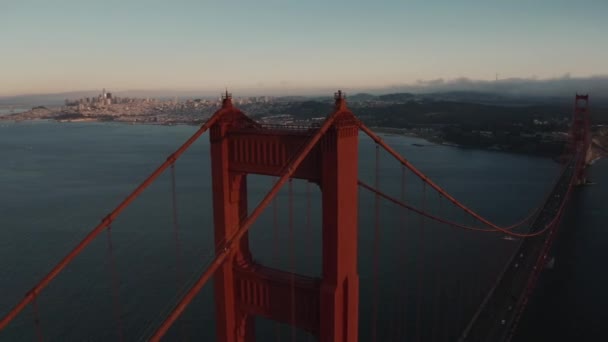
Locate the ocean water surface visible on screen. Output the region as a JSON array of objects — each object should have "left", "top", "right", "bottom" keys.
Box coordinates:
[{"left": 1, "top": 120, "right": 599, "bottom": 341}]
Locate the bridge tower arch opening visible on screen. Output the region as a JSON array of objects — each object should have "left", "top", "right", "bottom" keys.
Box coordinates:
[{"left": 209, "top": 91, "right": 360, "bottom": 342}]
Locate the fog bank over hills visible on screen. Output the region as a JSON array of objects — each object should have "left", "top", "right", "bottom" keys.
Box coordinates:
[
  {"left": 1, "top": 75, "right": 607, "bottom": 107},
  {"left": 373, "top": 74, "right": 608, "bottom": 101}
]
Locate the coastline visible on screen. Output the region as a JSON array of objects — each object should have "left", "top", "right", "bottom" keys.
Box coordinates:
[
  {"left": 371, "top": 126, "right": 559, "bottom": 159},
  {"left": 1, "top": 116, "right": 202, "bottom": 127},
  {"left": 3, "top": 117, "right": 606, "bottom": 162},
  {"left": 373, "top": 126, "right": 607, "bottom": 163}
]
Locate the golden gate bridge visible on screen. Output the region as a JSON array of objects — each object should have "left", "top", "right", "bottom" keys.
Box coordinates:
[{"left": 0, "top": 91, "right": 592, "bottom": 341}]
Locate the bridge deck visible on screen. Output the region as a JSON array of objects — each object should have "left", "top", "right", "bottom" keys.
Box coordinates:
[{"left": 460, "top": 159, "right": 576, "bottom": 342}]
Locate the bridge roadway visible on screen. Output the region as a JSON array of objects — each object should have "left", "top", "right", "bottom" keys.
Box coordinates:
[{"left": 460, "top": 158, "right": 576, "bottom": 342}]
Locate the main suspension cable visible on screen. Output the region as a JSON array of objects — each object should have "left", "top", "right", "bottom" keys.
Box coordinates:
[{"left": 358, "top": 122, "right": 576, "bottom": 236}]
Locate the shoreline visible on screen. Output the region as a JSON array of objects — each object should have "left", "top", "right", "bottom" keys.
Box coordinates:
[
  {"left": 373, "top": 126, "right": 606, "bottom": 163},
  {"left": 3, "top": 118, "right": 605, "bottom": 162},
  {"left": 371, "top": 126, "right": 565, "bottom": 160},
  {"left": 1, "top": 117, "right": 202, "bottom": 128}
]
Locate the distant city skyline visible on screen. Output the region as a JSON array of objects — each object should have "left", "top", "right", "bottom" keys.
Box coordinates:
[{"left": 1, "top": 0, "right": 607, "bottom": 97}]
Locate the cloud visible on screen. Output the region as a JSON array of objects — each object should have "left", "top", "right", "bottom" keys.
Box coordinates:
[
  {"left": 415, "top": 78, "right": 445, "bottom": 87},
  {"left": 377, "top": 75, "right": 608, "bottom": 100}
]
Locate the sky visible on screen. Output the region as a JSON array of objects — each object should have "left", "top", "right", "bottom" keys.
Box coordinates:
[{"left": 1, "top": 0, "right": 607, "bottom": 96}]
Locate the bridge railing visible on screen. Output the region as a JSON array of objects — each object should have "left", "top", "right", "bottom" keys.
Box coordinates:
[{"left": 1, "top": 93, "right": 587, "bottom": 341}]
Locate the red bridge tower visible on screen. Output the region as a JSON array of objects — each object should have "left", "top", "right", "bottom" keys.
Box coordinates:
[
  {"left": 209, "top": 91, "right": 360, "bottom": 342},
  {"left": 572, "top": 94, "right": 591, "bottom": 184}
]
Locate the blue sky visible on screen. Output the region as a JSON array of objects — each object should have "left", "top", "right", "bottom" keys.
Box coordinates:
[{"left": 1, "top": 0, "right": 607, "bottom": 96}]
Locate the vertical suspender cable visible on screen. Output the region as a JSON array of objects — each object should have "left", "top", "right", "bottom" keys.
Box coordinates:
[
  {"left": 272, "top": 181, "right": 281, "bottom": 342},
  {"left": 415, "top": 181, "right": 426, "bottom": 342},
  {"left": 170, "top": 164, "right": 186, "bottom": 340},
  {"left": 32, "top": 296, "right": 43, "bottom": 342},
  {"left": 306, "top": 181, "right": 312, "bottom": 260},
  {"left": 398, "top": 165, "right": 408, "bottom": 341},
  {"left": 460, "top": 209, "right": 468, "bottom": 331},
  {"left": 170, "top": 164, "right": 183, "bottom": 286},
  {"left": 440, "top": 194, "right": 450, "bottom": 342},
  {"left": 305, "top": 181, "right": 312, "bottom": 342},
  {"left": 371, "top": 144, "right": 381, "bottom": 342},
  {"left": 289, "top": 179, "right": 296, "bottom": 342},
  {"left": 432, "top": 192, "right": 442, "bottom": 342},
  {"left": 106, "top": 225, "right": 124, "bottom": 342},
  {"left": 456, "top": 278, "right": 464, "bottom": 339}
]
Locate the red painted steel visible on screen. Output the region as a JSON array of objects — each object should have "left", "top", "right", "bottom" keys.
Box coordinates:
[
  {"left": 317, "top": 93, "right": 360, "bottom": 342},
  {"left": 371, "top": 144, "right": 380, "bottom": 342},
  {"left": 32, "top": 297, "right": 43, "bottom": 342},
  {"left": 170, "top": 164, "right": 183, "bottom": 287},
  {"left": 105, "top": 227, "right": 124, "bottom": 342},
  {"left": 0, "top": 104, "right": 226, "bottom": 331},
  {"left": 359, "top": 123, "right": 575, "bottom": 237},
  {"left": 150, "top": 91, "right": 360, "bottom": 342},
  {"left": 288, "top": 179, "right": 296, "bottom": 342},
  {"left": 504, "top": 196, "right": 571, "bottom": 339},
  {"left": 209, "top": 95, "right": 254, "bottom": 342},
  {"left": 506, "top": 151, "right": 586, "bottom": 338},
  {"left": 416, "top": 181, "right": 426, "bottom": 342},
  {"left": 169, "top": 164, "right": 188, "bottom": 340},
  {"left": 227, "top": 130, "right": 323, "bottom": 181},
  {"left": 460, "top": 95, "right": 591, "bottom": 340},
  {"left": 206, "top": 91, "right": 361, "bottom": 342},
  {"left": 432, "top": 192, "right": 442, "bottom": 342},
  {"left": 1, "top": 91, "right": 591, "bottom": 342},
  {"left": 272, "top": 184, "right": 281, "bottom": 342},
  {"left": 359, "top": 180, "right": 561, "bottom": 237},
  {"left": 233, "top": 265, "right": 321, "bottom": 332},
  {"left": 398, "top": 165, "right": 408, "bottom": 341},
  {"left": 572, "top": 94, "right": 591, "bottom": 183}
]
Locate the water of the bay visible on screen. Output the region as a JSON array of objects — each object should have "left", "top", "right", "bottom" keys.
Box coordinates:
[
  {"left": 513, "top": 158, "right": 608, "bottom": 341},
  {"left": 0, "top": 121, "right": 602, "bottom": 341},
  {"left": 0, "top": 107, "right": 29, "bottom": 116}
]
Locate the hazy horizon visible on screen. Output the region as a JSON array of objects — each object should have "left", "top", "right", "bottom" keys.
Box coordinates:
[
  {"left": 2, "top": 0, "right": 607, "bottom": 97},
  {"left": 2, "top": 74, "right": 608, "bottom": 107}
]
